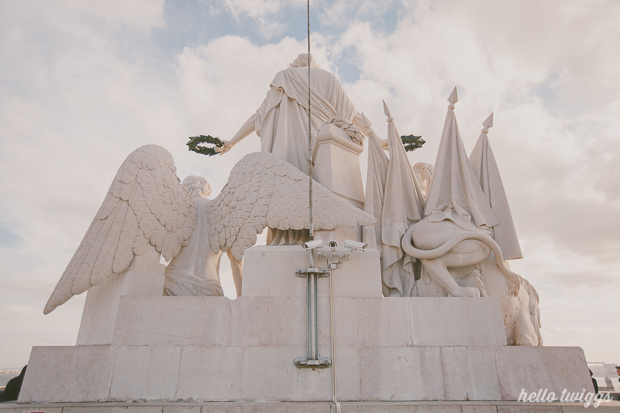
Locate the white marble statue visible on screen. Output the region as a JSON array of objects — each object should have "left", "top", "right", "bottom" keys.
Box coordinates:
[
  {"left": 412, "top": 162, "right": 433, "bottom": 199},
  {"left": 469, "top": 113, "right": 523, "bottom": 260},
  {"left": 466, "top": 112, "right": 540, "bottom": 345},
  {"left": 44, "top": 145, "right": 375, "bottom": 313},
  {"left": 219, "top": 53, "right": 382, "bottom": 245},
  {"left": 220, "top": 54, "right": 380, "bottom": 172},
  {"left": 398, "top": 91, "right": 542, "bottom": 345},
  {"left": 402, "top": 216, "right": 520, "bottom": 297},
  {"left": 363, "top": 101, "right": 425, "bottom": 297},
  {"left": 455, "top": 256, "right": 543, "bottom": 345},
  {"left": 162, "top": 175, "right": 241, "bottom": 297},
  {"left": 399, "top": 88, "right": 520, "bottom": 298}
]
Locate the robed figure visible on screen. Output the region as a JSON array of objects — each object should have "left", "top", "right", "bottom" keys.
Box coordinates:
[{"left": 222, "top": 53, "right": 380, "bottom": 243}]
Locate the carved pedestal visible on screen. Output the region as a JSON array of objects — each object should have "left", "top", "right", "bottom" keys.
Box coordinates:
[
  {"left": 76, "top": 248, "right": 165, "bottom": 345},
  {"left": 20, "top": 247, "right": 594, "bottom": 404},
  {"left": 312, "top": 123, "right": 365, "bottom": 244}
]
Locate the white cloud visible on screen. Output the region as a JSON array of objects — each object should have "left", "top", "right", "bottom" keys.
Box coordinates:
[
  {"left": 59, "top": 0, "right": 166, "bottom": 30},
  {"left": 221, "top": 0, "right": 305, "bottom": 38},
  {"left": 175, "top": 35, "right": 313, "bottom": 190},
  {"left": 1, "top": 0, "right": 619, "bottom": 368},
  {"left": 328, "top": 0, "right": 620, "bottom": 364},
  {"left": 0, "top": 0, "right": 174, "bottom": 366},
  {"left": 317, "top": 0, "right": 402, "bottom": 28}
]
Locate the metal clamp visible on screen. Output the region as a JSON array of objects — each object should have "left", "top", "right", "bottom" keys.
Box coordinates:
[{"left": 295, "top": 267, "right": 329, "bottom": 278}]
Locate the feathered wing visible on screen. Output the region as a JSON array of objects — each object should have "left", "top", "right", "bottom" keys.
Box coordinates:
[
  {"left": 44, "top": 145, "right": 197, "bottom": 314},
  {"left": 206, "top": 152, "right": 376, "bottom": 261}
]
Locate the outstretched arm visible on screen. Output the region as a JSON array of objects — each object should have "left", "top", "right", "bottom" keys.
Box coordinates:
[{"left": 220, "top": 114, "right": 256, "bottom": 154}]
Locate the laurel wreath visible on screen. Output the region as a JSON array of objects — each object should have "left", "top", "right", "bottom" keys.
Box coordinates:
[
  {"left": 187, "top": 135, "right": 225, "bottom": 156},
  {"left": 187, "top": 133, "right": 422, "bottom": 155},
  {"left": 401, "top": 135, "right": 425, "bottom": 152}
]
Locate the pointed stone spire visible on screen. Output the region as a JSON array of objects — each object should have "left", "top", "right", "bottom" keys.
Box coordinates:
[
  {"left": 425, "top": 88, "right": 498, "bottom": 230},
  {"left": 469, "top": 113, "right": 523, "bottom": 260},
  {"left": 383, "top": 99, "right": 390, "bottom": 116},
  {"left": 482, "top": 112, "right": 493, "bottom": 132},
  {"left": 383, "top": 99, "right": 394, "bottom": 123},
  {"left": 448, "top": 87, "right": 458, "bottom": 110},
  {"left": 379, "top": 100, "right": 424, "bottom": 297}
]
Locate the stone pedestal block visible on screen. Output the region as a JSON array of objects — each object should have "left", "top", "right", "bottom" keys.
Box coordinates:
[
  {"left": 312, "top": 123, "right": 365, "bottom": 243},
  {"left": 19, "top": 248, "right": 595, "bottom": 404},
  {"left": 19, "top": 345, "right": 118, "bottom": 403},
  {"left": 111, "top": 296, "right": 506, "bottom": 348},
  {"left": 241, "top": 245, "right": 383, "bottom": 298},
  {"left": 76, "top": 248, "right": 165, "bottom": 345},
  {"left": 18, "top": 344, "right": 594, "bottom": 403},
  {"left": 493, "top": 346, "right": 594, "bottom": 400},
  {"left": 6, "top": 401, "right": 620, "bottom": 413}
]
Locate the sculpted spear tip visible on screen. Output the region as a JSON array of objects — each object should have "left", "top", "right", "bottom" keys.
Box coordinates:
[
  {"left": 482, "top": 112, "right": 494, "bottom": 132},
  {"left": 448, "top": 86, "right": 458, "bottom": 109}
]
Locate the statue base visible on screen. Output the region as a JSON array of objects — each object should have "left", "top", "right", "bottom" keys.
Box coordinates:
[
  {"left": 77, "top": 248, "right": 165, "bottom": 346},
  {"left": 18, "top": 247, "right": 594, "bottom": 403},
  {"left": 312, "top": 123, "right": 365, "bottom": 244},
  {"left": 5, "top": 400, "right": 619, "bottom": 412}
]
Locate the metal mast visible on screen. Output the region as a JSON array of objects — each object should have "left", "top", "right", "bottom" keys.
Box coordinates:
[{"left": 307, "top": 0, "right": 314, "bottom": 240}]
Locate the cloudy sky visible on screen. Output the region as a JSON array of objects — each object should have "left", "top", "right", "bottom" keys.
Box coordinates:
[{"left": 1, "top": 0, "right": 619, "bottom": 368}]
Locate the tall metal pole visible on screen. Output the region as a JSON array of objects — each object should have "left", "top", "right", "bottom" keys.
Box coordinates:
[
  {"left": 294, "top": 0, "right": 330, "bottom": 370},
  {"left": 307, "top": 0, "right": 314, "bottom": 240}
]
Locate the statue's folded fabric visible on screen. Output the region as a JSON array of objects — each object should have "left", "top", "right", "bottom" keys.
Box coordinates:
[{"left": 164, "top": 264, "right": 223, "bottom": 296}]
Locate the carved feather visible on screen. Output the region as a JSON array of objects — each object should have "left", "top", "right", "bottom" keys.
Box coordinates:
[
  {"left": 206, "top": 152, "right": 376, "bottom": 262},
  {"left": 44, "top": 145, "right": 197, "bottom": 314}
]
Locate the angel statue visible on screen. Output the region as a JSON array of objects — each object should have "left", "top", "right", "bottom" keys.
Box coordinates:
[
  {"left": 43, "top": 145, "right": 375, "bottom": 314},
  {"left": 163, "top": 175, "right": 242, "bottom": 297}
]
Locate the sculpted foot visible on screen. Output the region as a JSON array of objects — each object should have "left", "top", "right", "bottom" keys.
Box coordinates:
[{"left": 448, "top": 286, "right": 481, "bottom": 298}]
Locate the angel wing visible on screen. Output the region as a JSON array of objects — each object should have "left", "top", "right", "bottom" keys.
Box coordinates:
[
  {"left": 206, "top": 151, "right": 376, "bottom": 261},
  {"left": 44, "top": 145, "right": 197, "bottom": 314}
]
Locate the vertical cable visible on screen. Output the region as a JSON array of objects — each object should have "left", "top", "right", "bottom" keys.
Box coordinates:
[{"left": 307, "top": 0, "right": 314, "bottom": 240}]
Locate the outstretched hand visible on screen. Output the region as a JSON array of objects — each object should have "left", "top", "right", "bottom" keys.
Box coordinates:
[{"left": 219, "top": 141, "right": 233, "bottom": 155}]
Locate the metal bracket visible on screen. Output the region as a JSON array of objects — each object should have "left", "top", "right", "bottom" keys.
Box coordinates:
[
  {"left": 295, "top": 267, "right": 329, "bottom": 278},
  {"left": 294, "top": 355, "right": 331, "bottom": 368}
]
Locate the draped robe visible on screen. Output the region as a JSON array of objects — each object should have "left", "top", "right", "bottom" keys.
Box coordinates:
[
  {"left": 255, "top": 66, "right": 356, "bottom": 175},
  {"left": 254, "top": 66, "right": 358, "bottom": 245}
]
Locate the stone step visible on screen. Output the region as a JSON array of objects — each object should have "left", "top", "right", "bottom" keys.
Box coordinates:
[
  {"left": 111, "top": 295, "right": 508, "bottom": 348},
  {"left": 18, "top": 344, "right": 591, "bottom": 403},
  {"left": 2, "top": 400, "right": 619, "bottom": 413}
]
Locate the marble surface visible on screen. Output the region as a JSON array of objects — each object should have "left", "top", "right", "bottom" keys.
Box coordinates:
[
  {"left": 111, "top": 295, "right": 507, "bottom": 348},
  {"left": 22, "top": 246, "right": 593, "bottom": 404},
  {"left": 4, "top": 402, "right": 620, "bottom": 413},
  {"left": 493, "top": 346, "right": 594, "bottom": 400},
  {"left": 240, "top": 246, "right": 383, "bottom": 298},
  {"left": 77, "top": 248, "right": 165, "bottom": 345},
  {"left": 313, "top": 124, "right": 366, "bottom": 243},
  {"left": 20, "top": 308, "right": 588, "bottom": 403},
  {"left": 45, "top": 148, "right": 376, "bottom": 321}
]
